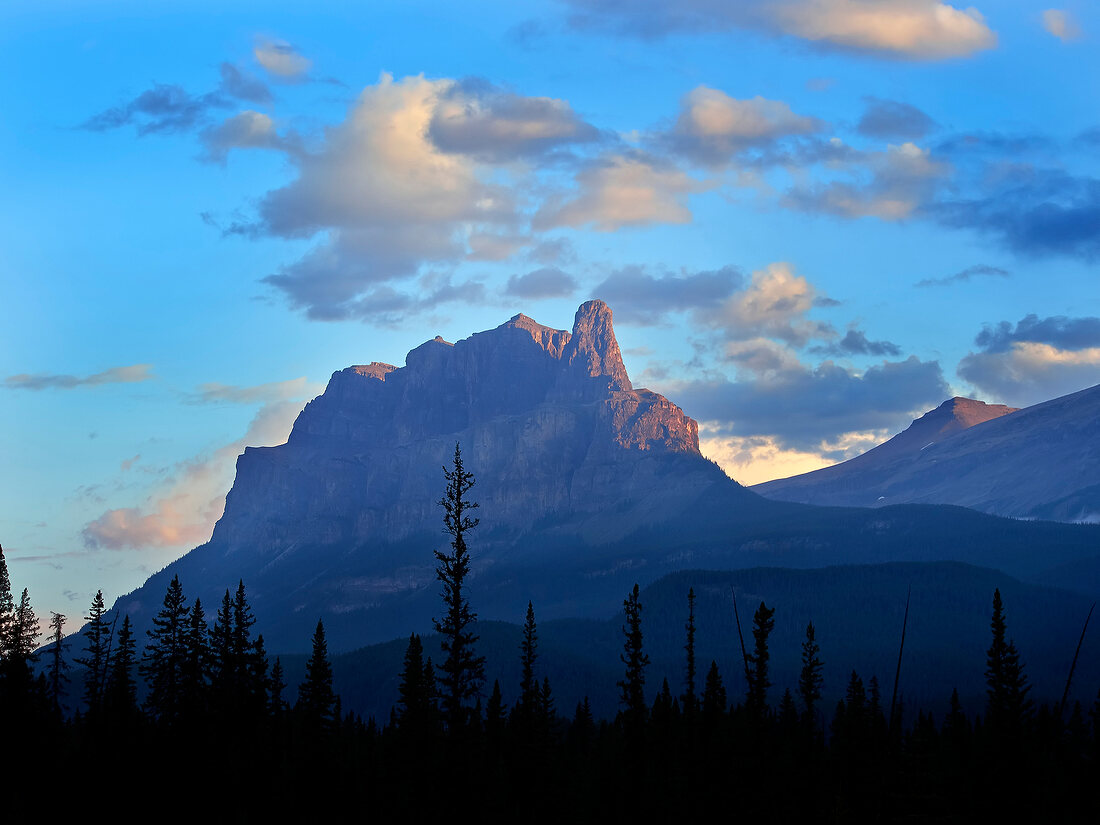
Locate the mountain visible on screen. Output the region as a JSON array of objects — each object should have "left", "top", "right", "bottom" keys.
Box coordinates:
[
  {"left": 110, "top": 302, "right": 1100, "bottom": 653},
  {"left": 753, "top": 385, "right": 1100, "bottom": 522}
]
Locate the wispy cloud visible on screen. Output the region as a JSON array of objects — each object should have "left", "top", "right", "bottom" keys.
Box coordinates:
[
  {"left": 253, "top": 37, "right": 312, "bottom": 79},
  {"left": 4, "top": 364, "right": 153, "bottom": 391},
  {"left": 915, "top": 263, "right": 1009, "bottom": 287},
  {"left": 190, "top": 376, "right": 320, "bottom": 404},
  {"left": 1042, "top": 9, "right": 1082, "bottom": 42}
]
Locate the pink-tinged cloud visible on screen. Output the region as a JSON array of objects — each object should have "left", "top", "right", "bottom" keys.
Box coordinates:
[
  {"left": 562, "top": 0, "right": 997, "bottom": 60},
  {"left": 533, "top": 154, "right": 704, "bottom": 231},
  {"left": 82, "top": 398, "right": 305, "bottom": 550},
  {"left": 1041, "top": 9, "right": 1082, "bottom": 42}
]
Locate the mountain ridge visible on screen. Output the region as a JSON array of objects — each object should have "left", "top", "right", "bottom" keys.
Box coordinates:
[{"left": 754, "top": 384, "right": 1100, "bottom": 521}]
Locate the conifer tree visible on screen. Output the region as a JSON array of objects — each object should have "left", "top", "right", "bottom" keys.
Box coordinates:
[
  {"left": 486, "top": 678, "right": 506, "bottom": 742},
  {"left": 269, "top": 656, "right": 287, "bottom": 718},
  {"left": 432, "top": 442, "right": 485, "bottom": 732},
  {"left": 46, "top": 611, "right": 69, "bottom": 714},
  {"left": 539, "top": 676, "right": 556, "bottom": 737},
  {"left": 297, "top": 618, "right": 336, "bottom": 729},
  {"left": 985, "top": 588, "right": 1032, "bottom": 742},
  {"left": 104, "top": 615, "right": 137, "bottom": 721},
  {"left": 209, "top": 589, "right": 233, "bottom": 691},
  {"left": 75, "top": 589, "right": 110, "bottom": 714},
  {"left": 746, "top": 601, "right": 776, "bottom": 720},
  {"left": 702, "top": 660, "right": 727, "bottom": 719},
  {"left": 180, "top": 596, "right": 209, "bottom": 719},
  {"left": 683, "top": 587, "right": 697, "bottom": 713},
  {"left": 140, "top": 574, "right": 189, "bottom": 722},
  {"left": 0, "top": 544, "right": 15, "bottom": 662},
  {"left": 517, "top": 601, "right": 539, "bottom": 735},
  {"left": 568, "top": 697, "right": 596, "bottom": 754},
  {"left": 396, "top": 632, "right": 435, "bottom": 734},
  {"left": 798, "top": 621, "right": 823, "bottom": 724},
  {"left": 250, "top": 633, "right": 269, "bottom": 715},
  {"left": 617, "top": 583, "right": 649, "bottom": 729},
  {"left": 12, "top": 588, "right": 40, "bottom": 665}
]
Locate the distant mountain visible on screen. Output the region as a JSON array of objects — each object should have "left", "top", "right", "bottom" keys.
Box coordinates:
[
  {"left": 754, "top": 386, "right": 1100, "bottom": 522},
  {"left": 108, "top": 302, "right": 1100, "bottom": 653}
]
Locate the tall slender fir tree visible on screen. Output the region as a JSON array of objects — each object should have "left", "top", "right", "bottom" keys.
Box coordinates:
[{"left": 432, "top": 442, "right": 485, "bottom": 732}]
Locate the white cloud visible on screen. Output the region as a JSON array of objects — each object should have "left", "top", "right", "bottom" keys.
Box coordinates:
[
  {"left": 533, "top": 154, "right": 703, "bottom": 231},
  {"left": 667, "top": 86, "right": 821, "bottom": 166},
  {"left": 256, "top": 73, "right": 517, "bottom": 318},
  {"left": 784, "top": 141, "right": 949, "bottom": 220},
  {"left": 1041, "top": 9, "right": 1082, "bottom": 41},
  {"left": 563, "top": 0, "right": 997, "bottom": 60},
  {"left": 253, "top": 37, "right": 312, "bottom": 79},
  {"left": 201, "top": 110, "right": 297, "bottom": 163},
  {"left": 699, "top": 262, "right": 834, "bottom": 346},
  {"left": 958, "top": 342, "right": 1100, "bottom": 407},
  {"left": 771, "top": 0, "right": 997, "bottom": 59}
]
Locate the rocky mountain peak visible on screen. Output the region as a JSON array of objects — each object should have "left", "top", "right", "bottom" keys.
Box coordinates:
[
  {"left": 912, "top": 396, "right": 1019, "bottom": 440},
  {"left": 554, "top": 299, "right": 632, "bottom": 401}
]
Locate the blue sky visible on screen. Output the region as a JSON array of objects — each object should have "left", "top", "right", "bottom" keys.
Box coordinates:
[{"left": 2, "top": 0, "right": 1098, "bottom": 626}]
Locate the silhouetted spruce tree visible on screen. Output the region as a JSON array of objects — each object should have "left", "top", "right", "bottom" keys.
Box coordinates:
[
  {"left": 617, "top": 583, "right": 650, "bottom": 730},
  {"left": 250, "top": 633, "right": 270, "bottom": 717},
  {"left": 297, "top": 618, "right": 336, "bottom": 729},
  {"left": 209, "top": 589, "right": 233, "bottom": 695},
  {"left": 432, "top": 442, "right": 485, "bottom": 733},
  {"left": 180, "top": 596, "right": 209, "bottom": 720},
  {"left": 104, "top": 615, "right": 137, "bottom": 722},
  {"left": 11, "top": 588, "right": 40, "bottom": 667},
  {"left": 798, "top": 621, "right": 823, "bottom": 726},
  {"left": 486, "top": 679, "right": 506, "bottom": 745},
  {"left": 985, "top": 588, "right": 1032, "bottom": 743},
  {"left": 515, "top": 600, "right": 539, "bottom": 738},
  {"left": 140, "top": 574, "right": 189, "bottom": 723},
  {"left": 46, "top": 611, "right": 69, "bottom": 714},
  {"left": 538, "top": 676, "right": 557, "bottom": 743},
  {"left": 683, "top": 587, "right": 697, "bottom": 714},
  {"left": 269, "top": 656, "right": 287, "bottom": 718},
  {"left": 233, "top": 581, "right": 267, "bottom": 717},
  {"left": 702, "top": 660, "right": 727, "bottom": 720},
  {"left": 0, "top": 544, "right": 15, "bottom": 662},
  {"left": 746, "top": 601, "right": 776, "bottom": 721},
  {"left": 396, "top": 632, "right": 435, "bottom": 735},
  {"left": 569, "top": 697, "right": 595, "bottom": 753},
  {"left": 75, "top": 589, "right": 110, "bottom": 715}
]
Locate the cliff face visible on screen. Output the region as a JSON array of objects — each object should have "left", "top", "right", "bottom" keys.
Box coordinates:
[{"left": 210, "top": 300, "right": 708, "bottom": 564}]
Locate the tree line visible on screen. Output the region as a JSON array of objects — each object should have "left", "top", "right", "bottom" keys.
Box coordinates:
[{"left": 1, "top": 444, "right": 1097, "bottom": 820}]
